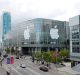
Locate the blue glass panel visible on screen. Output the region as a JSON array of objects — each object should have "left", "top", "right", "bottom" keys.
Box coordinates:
[{"left": 3, "top": 12, "right": 11, "bottom": 35}]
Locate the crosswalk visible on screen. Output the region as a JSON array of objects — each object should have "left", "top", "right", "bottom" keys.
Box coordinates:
[
  {"left": 19, "top": 59, "right": 41, "bottom": 75},
  {"left": 2, "top": 57, "right": 42, "bottom": 75},
  {"left": 2, "top": 56, "right": 67, "bottom": 75}
]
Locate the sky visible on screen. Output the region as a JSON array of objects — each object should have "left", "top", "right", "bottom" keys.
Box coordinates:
[
  {"left": 0, "top": 0, "right": 80, "bottom": 22},
  {"left": 0, "top": 0, "right": 80, "bottom": 41}
]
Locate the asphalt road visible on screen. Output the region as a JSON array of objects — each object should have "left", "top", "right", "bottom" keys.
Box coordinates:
[{"left": 2, "top": 56, "right": 72, "bottom": 75}]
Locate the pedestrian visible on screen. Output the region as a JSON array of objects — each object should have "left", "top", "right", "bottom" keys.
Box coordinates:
[
  {"left": 1, "top": 57, "right": 4, "bottom": 66},
  {"left": 6, "top": 71, "right": 10, "bottom": 75},
  {"left": 0, "top": 57, "right": 1, "bottom": 66},
  {"left": 32, "top": 56, "right": 34, "bottom": 62}
]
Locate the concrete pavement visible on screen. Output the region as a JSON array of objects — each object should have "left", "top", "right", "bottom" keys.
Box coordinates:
[
  {"left": 0, "top": 66, "right": 6, "bottom": 75},
  {"left": 2, "top": 56, "right": 75, "bottom": 75},
  {"left": 57, "top": 62, "right": 80, "bottom": 75}
]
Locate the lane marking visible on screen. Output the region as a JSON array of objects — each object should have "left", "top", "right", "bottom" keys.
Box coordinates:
[
  {"left": 19, "top": 59, "right": 41, "bottom": 75},
  {"left": 11, "top": 67, "right": 22, "bottom": 75},
  {"left": 25, "top": 67, "right": 41, "bottom": 75},
  {"left": 3, "top": 63, "right": 21, "bottom": 75}
]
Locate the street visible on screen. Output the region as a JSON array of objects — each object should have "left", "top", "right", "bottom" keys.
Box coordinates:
[{"left": 2, "top": 56, "right": 72, "bottom": 75}]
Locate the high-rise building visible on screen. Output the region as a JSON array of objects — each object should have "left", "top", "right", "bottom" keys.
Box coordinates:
[
  {"left": 2, "top": 12, "right": 11, "bottom": 47},
  {"left": 3, "top": 12, "right": 11, "bottom": 35},
  {"left": 70, "top": 15, "right": 80, "bottom": 67}
]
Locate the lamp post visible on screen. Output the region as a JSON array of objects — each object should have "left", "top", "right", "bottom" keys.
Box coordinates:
[{"left": 17, "top": 30, "right": 18, "bottom": 56}]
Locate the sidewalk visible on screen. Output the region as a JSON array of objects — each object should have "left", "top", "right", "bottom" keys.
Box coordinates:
[
  {"left": 0, "top": 66, "right": 6, "bottom": 75},
  {"left": 57, "top": 62, "right": 80, "bottom": 75},
  {"left": 27, "top": 56, "right": 78, "bottom": 75}
]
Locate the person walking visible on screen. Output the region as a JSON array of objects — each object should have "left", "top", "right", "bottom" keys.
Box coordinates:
[{"left": 32, "top": 55, "right": 34, "bottom": 62}]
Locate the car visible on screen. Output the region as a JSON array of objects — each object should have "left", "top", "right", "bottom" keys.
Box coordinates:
[
  {"left": 39, "top": 66, "right": 48, "bottom": 72},
  {"left": 20, "top": 64, "right": 26, "bottom": 68},
  {"left": 60, "top": 63, "right": 65, "bottom": 66},
  {"left": 16, "top": 56, "right": 19, "bottom": 59},
  {"left": 16, "top": 55, "right": 19, "bottom": 59}
]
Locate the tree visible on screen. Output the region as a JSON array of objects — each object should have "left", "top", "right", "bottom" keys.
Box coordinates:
[
  {"left": 59, "top": 49, "right": 70, "bottom": 59},
  {"left": 6, "top": 48, "right": 10, "bottom": 54},
  {"left": 35, "top": 51, "right": 42, "bottom": 64}
]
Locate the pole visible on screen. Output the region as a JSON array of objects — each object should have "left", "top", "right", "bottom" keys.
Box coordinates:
[
  {"left": 55, "top": 48, "right": 58, "bottom": 64},
  {"left": 16, "top": 30, "right": 18, "bottom": 57},
  {"left": 10, "top": 40, "right": 11, "bottom": 75}
]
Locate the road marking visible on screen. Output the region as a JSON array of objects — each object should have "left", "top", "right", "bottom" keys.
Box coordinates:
[
  {"left": 26, "top": 60, "right": 39, "bottom": 69},
  {"left": 20, "top": 58, "right": 41, "bottom": 75},
  {"left": 14, "top": 60, "right": 36, "bottom": 75},
  {"left": 11, "top": 67, "right": 22, "bottom": 75},
  {"left": 3, "top": 63, "right": 22, "bottom": 75},
  {"left": 3, "top": 64, "right": 10, "bottom": 72},
  {"left": 13, "top": 64, "right": 21, "bottom": 70},
  {"left": 25, "top": 67, "right": 41, "bottom": 75},
  {"left": 3, "top": 57, "right": 41, "bottom": 75},
  {"left": 17, "top": 66, "right": 21, "bottom": 69}
]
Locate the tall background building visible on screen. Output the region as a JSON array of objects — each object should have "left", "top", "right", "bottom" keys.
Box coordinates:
[
  {"left": 70, "top": 15, "right": 80, "bottom": 67},
  {"left": 3, "top": 12, "right": 11, "bottom": 35},
  {"left": 2, "top": 12, "right": 11, "bottom": 48}
]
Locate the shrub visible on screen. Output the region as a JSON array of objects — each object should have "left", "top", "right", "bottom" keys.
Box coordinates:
[
  {"left": 6, "top": 48, "right": 10, "bottom": 54},
  {"left": 59, "top": 49, "right": 69, "bottom": 58}
]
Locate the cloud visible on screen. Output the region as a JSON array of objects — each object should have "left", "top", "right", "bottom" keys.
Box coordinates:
[
  {"left": 0, "top": 0, "right": 80, "bottom": 22},
  {"left": 0, "top": 0, "right": 80, "bottom": 42}
]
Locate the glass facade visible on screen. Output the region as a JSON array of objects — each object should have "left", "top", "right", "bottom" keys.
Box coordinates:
[
  {"left": 3, "top": 12, "right": 11, "bottom": 34},
  {"left": 4, "top": 18, "right": 69, "bottom": 53}
]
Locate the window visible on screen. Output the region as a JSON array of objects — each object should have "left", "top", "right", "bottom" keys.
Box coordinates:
[
  {"left": 40, "top": 41, "right": 44, "bottom": 44},
  {"left": 72, "top": 42, "right": 79, "bottom": 45},
  {"left": 30, "top": 42, "right": 35, "bottom": 44},
  {"left": 72, "top": 47, "right": 80, "bottom": 53},
  {"left": 72, "top": 32, "right": 79, "bottom": 39}
]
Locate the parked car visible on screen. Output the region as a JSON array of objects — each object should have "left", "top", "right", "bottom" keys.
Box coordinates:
[
  {"left": 39, "top": 66, "right": 48, "bottom": 72},
  {"left": 20, "top": 64, "right": 26, "bottom": 68}
]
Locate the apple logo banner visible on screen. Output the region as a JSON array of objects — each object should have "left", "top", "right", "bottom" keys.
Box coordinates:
[
  {"left": 24, "top": 26, "right": 30, "bottom": 40},
  {"left": 50, "top": 28, "right": 59, "bottom": 39}
]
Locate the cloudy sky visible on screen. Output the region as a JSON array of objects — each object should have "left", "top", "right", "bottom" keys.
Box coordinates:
[
  {"left": 0, "top": 0, "right": 80, "bottom": 22},
  {"left": 0, "top": 0, "right": 80, "bottom": 41}
]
